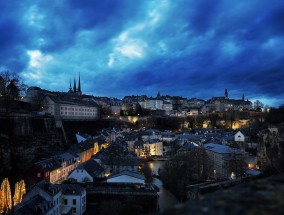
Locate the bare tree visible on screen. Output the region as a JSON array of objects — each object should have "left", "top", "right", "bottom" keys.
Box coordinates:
[
  {"left": 224, "top": 152, "right": 247, "bottom": 179},
  {"left": 0, "top": 70, "right": 28, "bottom": 99},
  {"left": 254, "top": 100, "right": 264, "bottom": 111},
  {"left": 160, "top": 148, "right": 211, "bottom": 201}
]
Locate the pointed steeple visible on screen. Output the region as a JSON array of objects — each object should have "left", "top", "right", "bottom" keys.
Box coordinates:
[
  {"left": 225, "top": 89, "right": 228, "bottom": 99},
  {"left": 78, "top": 72, "right": 81, "bottom": 94},
  {"left": 73, "top": 77, "right": 77, "bottom": 92},
  {"left": 69, "top": 79, "right": 72, "bottom": 92},
  {"left": 157, "top": 91, "right": 161, "bottom": 98}
]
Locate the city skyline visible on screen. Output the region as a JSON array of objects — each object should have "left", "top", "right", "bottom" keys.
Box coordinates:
[{"left": 1, "top": 0, "right": 284, "bottom": 107}]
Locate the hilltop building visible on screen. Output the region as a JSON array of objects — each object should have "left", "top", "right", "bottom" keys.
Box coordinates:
[
  {"left": 41, "top": 95, "right": 99, "bottom": 120},
  {"left": 23, "top": 73, "right": 100, "bottom": 119},
  {"left": 202, "top": 89, "right": 252, "bottom": 113}
]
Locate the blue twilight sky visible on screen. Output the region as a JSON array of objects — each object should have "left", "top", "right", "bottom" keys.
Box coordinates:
[{"left": 0, "top": 0, "right": 284, "bottom": 107}]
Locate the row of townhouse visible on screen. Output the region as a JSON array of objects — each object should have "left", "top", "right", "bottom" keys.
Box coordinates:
[
  {"left": 32, "top": 136, "right": 109, "bottom": 185},
  {"left": 68, "top": 141, "right": 141, "bottom": 183},
  {"left": 33, "top": 153, "right": 79, "bottom": 185}
]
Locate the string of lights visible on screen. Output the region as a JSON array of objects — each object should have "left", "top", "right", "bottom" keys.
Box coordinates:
[{"left": 0, "top": 178, "right": 26, "bottom": 214}]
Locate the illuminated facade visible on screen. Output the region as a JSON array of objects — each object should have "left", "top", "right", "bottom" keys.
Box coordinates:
[
  {"left": 143, "top": 140, "right": 163, "bottom": 156},
  {"left": 34, "top": 153, "right": 78, "bottom": 184},
  {"left": 134, "top": 139, "right": 164, "bottom": 157}
]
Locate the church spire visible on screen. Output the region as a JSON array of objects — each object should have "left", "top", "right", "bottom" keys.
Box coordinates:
[
  {"left": 73, "top": 77, "right": 77, "bottom": 92},
  {"left": 78, "top": 72, "right": 81, "bottom": 94},
  {"left": 69, "top": 79, "right": 72, "bottom": 92},
  {"left": 157, "top": 91, "right": 161, "bottom": 98},
  {"left": 225, "top": 89, "right": 228, "bottom": 99}
]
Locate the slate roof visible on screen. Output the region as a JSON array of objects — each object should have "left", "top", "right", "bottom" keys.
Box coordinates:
[
  {"left": 124, "top": 134, "right": 138, "bottom": 141},
  {"left": 144, "top": 139, "right": 161, "bottom": 144},
  {"left": 82, "top": 159, "right": 104, "bottom": 177},
  {"left": 108, "top": 170, "right": 145, "bottom": 181},
  {"left": 46, "top": 94, "right": 98, "bottom": 107},
  {"left": 60, "top": 184, "right": 86, "bottom": 196},
  {"left": 229, "top": 99, "right": 252, "bottom": 104},
  {"left": 161, "top": 131, "right": 175, "bottom": 137},
  {"left": 56, "top": 152, "right": 77, "bottom": 162},
  {"left": 182, "top": 142, "right": 199, "bottom": 149},
  {"left": 140, "top": 129, "right": 161, "bottom": 135},
  {"left": 94, "top": 135, "right": 107, "bottom": 144},
  {"left": 102, "top": 156, "right": 140, "bottom": 166},
  {"left": 203, "top": 143, "right": 241, "bottom": 154},
  {"left": 68, "top": 138, "right": 94, "bottom": 154},
  {"left": 35, "top": 158, "right": 61, "bottom": 172},
  {"left": 245, "top": 169, "right": 263, "bottom": 176},
  {"left": 13, "top": 195, "right": 52, "bottom": 215},
  {"left": 35, "top": 180, "right": 61, "bottom": 196},
  {"left": 134, "top": 140, "right": 144, "bottom": 147}
]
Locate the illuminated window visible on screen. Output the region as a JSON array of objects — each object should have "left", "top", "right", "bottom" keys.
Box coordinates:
[{"left": 248, "top": 163, "right": 254, "bottom": 169}]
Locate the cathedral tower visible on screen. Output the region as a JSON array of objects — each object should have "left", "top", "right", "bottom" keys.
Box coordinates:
[
  {"left": 73, "top": 77, "right": 77, "bottom": 93},
  {"left": 225, "top": 89, "right": 228, "bottom": 99},
  {"left": 78, "top": 72, "right": 82, "bottom": 96}
]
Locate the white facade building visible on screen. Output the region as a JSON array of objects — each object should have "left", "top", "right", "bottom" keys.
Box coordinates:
[
  {"left": 21, "top": 181, "right": 62, "bottom": 215},
  {"left": 68, "top": 169, "right": 93, "bottom": 183},
  {"left": 42, "top": 95, "right": 99, "bottom": 120},
  {"left": 234, "top": 131, "right": 245, "bottom": 142},
  {"left": 139, "top": 99, "right": 163, "bottom": 110},
  {"left": 61, "top": 184, "right": 86, "bottom": 215},
  {"left": 144, "top": 139, "right": 163, "bottom": 156}
]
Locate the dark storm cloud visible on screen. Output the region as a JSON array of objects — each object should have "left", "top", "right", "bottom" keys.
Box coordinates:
[
  {"left": 1, "top": 0, "right": 284, "bottom": 106},
  {"left": 0, "top": 1, "right": 30, "bottom": 71}
]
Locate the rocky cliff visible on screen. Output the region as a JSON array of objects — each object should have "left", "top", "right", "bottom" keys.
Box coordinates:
[{"left": 0, "top": 114, "right": 64, "bottom": 179}]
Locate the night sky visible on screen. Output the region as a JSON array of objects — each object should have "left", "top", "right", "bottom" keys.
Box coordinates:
[{"left": 1, "top": 0, "right": 284, "bottom": 107}]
